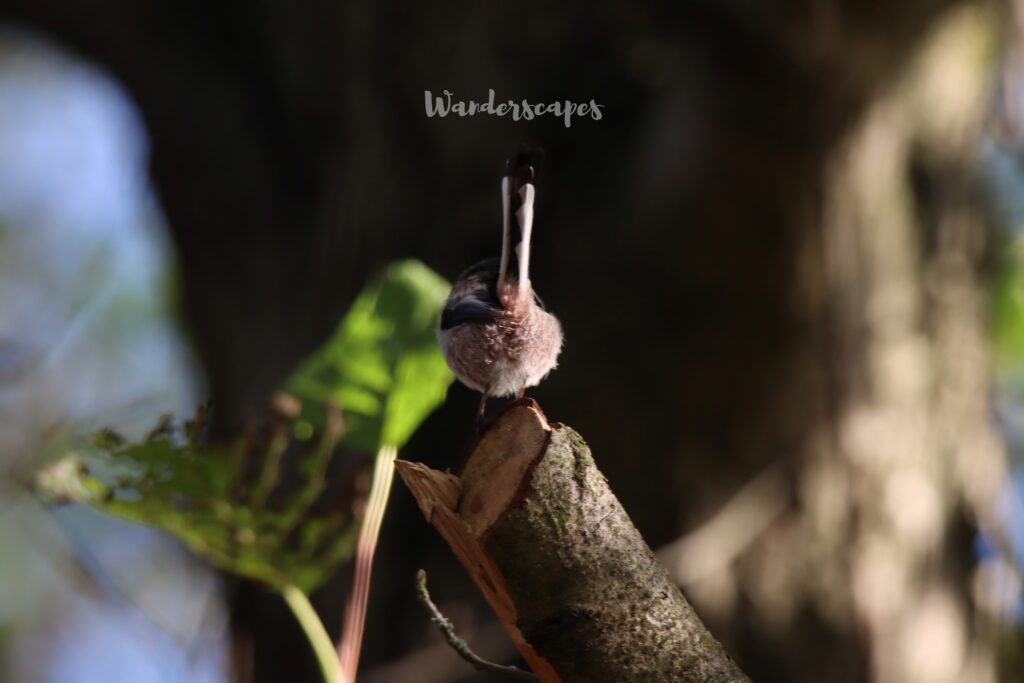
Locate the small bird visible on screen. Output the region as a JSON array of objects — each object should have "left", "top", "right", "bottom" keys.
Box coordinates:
[{"left": 438, "top": 152, "right": 564, "bottom": 421}]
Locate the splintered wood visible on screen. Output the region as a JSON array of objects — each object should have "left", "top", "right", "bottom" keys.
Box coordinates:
[{"left": 395, "top": 401, "right": 561, "bottom": 682}]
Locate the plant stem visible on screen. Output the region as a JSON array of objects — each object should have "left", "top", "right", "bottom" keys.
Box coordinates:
[
  {"left": 283, "top": 584, "right": 340, "bottom": 683},
  {"left": 337, "top": 444, "right": 398, "bottom": 683}
]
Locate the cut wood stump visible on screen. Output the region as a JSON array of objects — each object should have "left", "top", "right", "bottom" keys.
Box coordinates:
[{"left": 396, "top": 399, "right": 750, "bottom": 683}]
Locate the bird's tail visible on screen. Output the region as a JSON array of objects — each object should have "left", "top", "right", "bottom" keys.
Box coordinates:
[{"left": 498, "top": 146, "right": 543, "bottom": 300}]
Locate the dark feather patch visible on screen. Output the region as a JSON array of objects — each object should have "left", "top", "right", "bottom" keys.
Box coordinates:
[
  {"left": 440, "top": 262, "right": 501, "bottom": 331},
  {"left": 440, "top": 299, "right": 496, "bottom": 330},
  {"left": 506, "top": 145, "right": 544, "bottom": 187}
]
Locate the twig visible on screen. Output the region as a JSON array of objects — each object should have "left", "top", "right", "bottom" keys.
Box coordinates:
[{"left": 415, "top": 569, "right": 538, "bottom": 681}]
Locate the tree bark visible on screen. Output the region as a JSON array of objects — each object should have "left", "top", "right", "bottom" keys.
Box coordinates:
[{"left": 397, "top": 400, "right": 748, "bottom": 683}]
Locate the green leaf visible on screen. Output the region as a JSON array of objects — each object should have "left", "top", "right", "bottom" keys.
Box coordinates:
[
  {"left": 287, "top": 259, "right": 453, "bottom": 449},
  {"left": 35, "top": 413, "right": 352, "bottom": 593},
  {"left": 33, "top": 260, "right": 453, "bottom": 596},
  {"left": 33, "top": 260, "right": 454, "bottom": 593}
]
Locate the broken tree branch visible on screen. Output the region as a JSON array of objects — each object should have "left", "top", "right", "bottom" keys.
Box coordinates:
[{"left": 396, "top": 400, "right": 749, "bottom": 683}]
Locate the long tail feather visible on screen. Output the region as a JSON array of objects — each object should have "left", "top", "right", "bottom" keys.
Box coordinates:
[
  {"left": 516, "top": 183, "right": 535, "bottom": 301},
  {"left": 505, "top": 146, "right": 542, "bottom": 303},
  {"left": 497, "top": 177, "right": 512, "bottom": 293}
]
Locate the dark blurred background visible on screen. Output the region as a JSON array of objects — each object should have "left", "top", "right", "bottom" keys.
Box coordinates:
[{"left": 2, "top": 1, "right": 1024, "bottom": 682}]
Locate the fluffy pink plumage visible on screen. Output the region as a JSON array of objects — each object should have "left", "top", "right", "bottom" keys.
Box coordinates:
[{"left": 437, "top": 154, "right": 563, "bottom": 418}]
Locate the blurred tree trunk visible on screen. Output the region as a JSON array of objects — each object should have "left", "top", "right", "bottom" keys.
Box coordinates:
[
  {"left": 820, "top": 11, "right": 1005, "bottom": 681},
  {"left": 662, "top": 7, "right": 1009, "bottom": 682}
]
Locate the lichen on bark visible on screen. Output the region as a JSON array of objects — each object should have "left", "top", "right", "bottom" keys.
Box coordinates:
[{"left": 483, "top": 425, "right": 748, "bottom": 683}]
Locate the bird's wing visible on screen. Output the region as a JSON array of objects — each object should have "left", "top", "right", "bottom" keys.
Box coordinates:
[{"left": 440, "top": 265, "right": 500, "bottom": 331}]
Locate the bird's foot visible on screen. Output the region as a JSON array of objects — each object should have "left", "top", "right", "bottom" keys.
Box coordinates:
[{"left": 475, "top": 413, "right": 497, "bottom": 436}]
